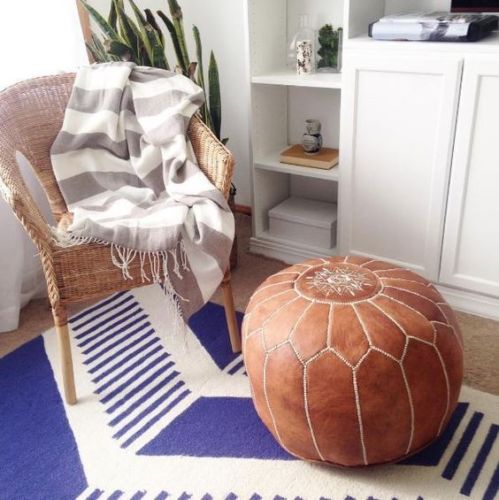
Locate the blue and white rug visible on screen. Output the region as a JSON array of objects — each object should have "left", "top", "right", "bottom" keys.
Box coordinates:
[{"left": 0, "top": 286, "right": 497, "bottom": 500}]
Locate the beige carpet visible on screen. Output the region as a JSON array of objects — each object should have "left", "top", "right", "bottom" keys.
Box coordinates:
[{"left": 1, "top": 213, "right": 497, "bottom": 395}]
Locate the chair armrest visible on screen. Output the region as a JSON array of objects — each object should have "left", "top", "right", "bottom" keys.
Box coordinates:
[
  {"left": 0, "top": 140, "right": 61, "bottom": 309},
  {"left": 0, "top": 144, "right": 52, "bottom": 251},
  {"left": 188, "top": 115, "right": 235, "bottom": 199}
]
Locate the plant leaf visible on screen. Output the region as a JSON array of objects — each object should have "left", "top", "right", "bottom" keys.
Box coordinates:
[
  {"left": 113, "top": 1, "right": 133, "bottom": 45},
  {"left": 157, "top": 10, "right": 187, "bottom": 74},
  {"left": 144, "top": 8, "right": 164, "bottom": 47},
  {"left": 208, "top": 51, "right": 222, "bottom": 139},
  {"left": 193, "top": 25, "right": 211, "bottom": 127},
  {"left": 123, "top": 0, "right": 155, "bottom": 64},
  {"left": 145, "top": 24, "right": 169, "bottom": 70},
  {"left": 168, "top": 0, "right": 182, "bottom": 19},
  {"left": 105, "top": 39, "right": 134, "bottom": 61},
  {"left": 193, "top": 27, "right": 203, "bottom": 80},
  {"left": 128, "top": 0, "right": 161, "bottom": 65},
  {"left": 80, "top": 0, "right": 119, "bottom": 40},
  {"left": 93, "top": 34, "right": 107, "bottom": 59},
  {"left": 167, "top": 0, "right": 190, "bottom": 72},
  {"left": 114, "top": 0, "right": 147, "bottom": 64},
  {"left": 85, "top": 41, "right": 101, "bottom": 62},
  {"left": 108, "top": 0, "right": 118, "bottom": 30},
  {"left": 127, "top": 0, "right": 148, "bottom": 26}
]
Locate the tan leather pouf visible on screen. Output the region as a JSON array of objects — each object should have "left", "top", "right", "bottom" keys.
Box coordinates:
[{"left": 242, "top": 256, "right": 464, "bottom": 467}]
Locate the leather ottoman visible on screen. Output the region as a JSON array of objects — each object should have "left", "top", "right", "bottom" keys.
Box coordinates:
[{"left": 242, "top": 256, "right": 464, "bottom": 467}]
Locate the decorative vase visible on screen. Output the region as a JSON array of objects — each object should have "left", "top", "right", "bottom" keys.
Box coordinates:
[
  {"left": 297, "top": 40, "right": 313, "bottom": 75},
  {"left": 287, "top": 14, "right": 315, "bottom": 75},
  {"left": 302, "top": 119, "right": 323, "bottom": 154}
]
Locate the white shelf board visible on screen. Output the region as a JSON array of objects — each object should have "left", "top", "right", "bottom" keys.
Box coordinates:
[
  {"left": 250, "top": 231, "right": 337, "bottom": 264},
  {"left": 252, "top": 71, "right": 342, "bottom": 89},
  {"left": 346, "top": 32, "right": 499, "bottom": 54},
  {"left": 254, "top": 148, "right": 339, "bottom": 182}
]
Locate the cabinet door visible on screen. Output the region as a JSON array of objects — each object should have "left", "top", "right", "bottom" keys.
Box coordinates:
[
  {"left": 440, "top": 58, "right": 499, "bottom": 297},
  {"left": 339, "top": 53, "right": 462, "bottom": 280}
]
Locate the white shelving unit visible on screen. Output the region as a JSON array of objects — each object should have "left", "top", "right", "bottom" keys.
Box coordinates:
[
  {"left": 244, "top": 0, "right": 499, "bottom": 318},
  {"left": 345, "top": 32, "right": 499, "bottom": 53},
  {"left": 254, "top": 149, "right": 339, "bottom": 181},
  {"left": 246, "top": 0, "right": 344, "bottom": 263},
  {"left": 245, "top": 0, "right": 497, "bottom": 265},
  {"left": 252, "top": 72, "right": 342, "bottom": 89}
]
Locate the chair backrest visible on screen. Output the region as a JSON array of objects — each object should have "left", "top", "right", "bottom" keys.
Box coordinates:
[
  {"left": 0, "top": 73, "right": 234, "bottom": 223},
  {"left": 0, "top": 74, "right": 75, "bottom": 219}
]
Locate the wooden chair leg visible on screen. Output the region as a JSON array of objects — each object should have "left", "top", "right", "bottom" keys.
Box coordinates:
[
  {"left": 52, "top": 306, "right": 77, "bottom": 405},
  {"left": 221, "top": 270, "right": 241, "bottom": 353}
]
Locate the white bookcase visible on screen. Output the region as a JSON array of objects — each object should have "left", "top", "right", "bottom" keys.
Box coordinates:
[{"left": 246, "top": 0, "right": 344, "bottom": 263}]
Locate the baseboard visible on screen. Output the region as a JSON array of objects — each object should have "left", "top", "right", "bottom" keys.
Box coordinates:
[
  {"left": 249, "top": 235, "right": 336, "bottom": 264},
  {"left": 436, "top": 284, "right": 499, "bottom": 322},
  {"left": 234, "top": 204, "right": 252, "bottom": 216}
]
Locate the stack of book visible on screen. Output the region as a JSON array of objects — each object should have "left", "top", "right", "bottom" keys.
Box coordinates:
[
  {"left": 369, "top": 12, "right": 498, "bottom": 42},
  {"left": 280, "top": 145, "right": 339, "bottom": 171}
]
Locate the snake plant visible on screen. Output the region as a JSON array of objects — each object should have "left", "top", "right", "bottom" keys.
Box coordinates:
[{"left": 81, "top": 0, "right": 226, "bottom": 143}]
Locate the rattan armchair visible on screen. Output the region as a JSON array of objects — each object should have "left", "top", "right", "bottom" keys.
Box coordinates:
[{"left": 0, "top": 74, "right": 241, "bottom": 405}]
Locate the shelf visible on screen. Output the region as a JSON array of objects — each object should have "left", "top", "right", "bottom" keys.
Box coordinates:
[
  {"left": 254, "top": 148, "right": 339, "bottom": 182},
  {"left": 250, "top": 231, "right": 337, "bottom": 264},
  {"left": 252, "top": 71, "right": 342, "bottom": 89},
  {"left": 346, "top": 32, "right": 499, "bottom": 54}
]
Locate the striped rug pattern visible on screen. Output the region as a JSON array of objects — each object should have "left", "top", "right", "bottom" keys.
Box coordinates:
[{"left": 69, "top": 291, "right": 191, "bottom": 451}]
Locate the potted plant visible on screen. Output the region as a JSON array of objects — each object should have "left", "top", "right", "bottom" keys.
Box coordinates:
[
  {"left": 82, "top": 0, "right": 226, "bottom": 141},
  {"left": 316, "top": 24, "right": 343, "bottom": 72}
]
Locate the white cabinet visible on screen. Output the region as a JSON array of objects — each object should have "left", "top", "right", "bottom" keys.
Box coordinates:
[
  {"left": 339, "top": 53, "right": 462, "bottom": 280},
  {"left": 440, "top": 58, "right": 499, "bottom": 298}
]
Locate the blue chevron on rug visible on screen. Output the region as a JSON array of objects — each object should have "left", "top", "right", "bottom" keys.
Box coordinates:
[{"left": 0, "top": 285, "right": 497, "bottom": 500}]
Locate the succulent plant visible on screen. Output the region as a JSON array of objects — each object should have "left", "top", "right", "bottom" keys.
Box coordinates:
[
  {"left": 317, "top": 24, "right": 342, "bottom": 70},
  {"left": 81, "top": 0, "right": 226, "bottom": 143}
]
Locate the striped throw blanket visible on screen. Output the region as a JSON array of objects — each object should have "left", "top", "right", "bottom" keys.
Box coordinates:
[{"left": 50, "top": 62, "right": 234, "bottom": 323}]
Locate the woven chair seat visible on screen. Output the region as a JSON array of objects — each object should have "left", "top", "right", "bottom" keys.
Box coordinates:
[
  {"left": 51, "top": 212, "right": 139, "bottom": 302},
  {"left": 51, "top": 240, "right": 141, "bottom": 303}
]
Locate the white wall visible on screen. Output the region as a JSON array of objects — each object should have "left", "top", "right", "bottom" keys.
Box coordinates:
[
  {"left": 385, "top": 0, "right": 452, "bottom": 14},
  {"left": 0, "top": 0, "right": 88, "bottom": 88},
  {"left": 88, "top": 0, "right": 252, "bottom": 206}
]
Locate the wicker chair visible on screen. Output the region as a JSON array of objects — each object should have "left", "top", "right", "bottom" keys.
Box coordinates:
[{"left": 0, "top": 74, "right": 241, "bottom": 405}]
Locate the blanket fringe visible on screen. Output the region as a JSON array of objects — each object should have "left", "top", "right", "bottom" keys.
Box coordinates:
[{"left": 51, "top": 227, "right": 189, "bottom": 337}]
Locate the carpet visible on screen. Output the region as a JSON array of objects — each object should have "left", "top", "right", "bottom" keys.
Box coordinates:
[{"left": 0, "top": 285, "right": 497, "bottom": 500}]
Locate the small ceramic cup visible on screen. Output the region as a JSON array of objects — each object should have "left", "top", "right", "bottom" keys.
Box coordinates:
[{"left": 305, "top": 119, "right": 321, "bottom": 135}]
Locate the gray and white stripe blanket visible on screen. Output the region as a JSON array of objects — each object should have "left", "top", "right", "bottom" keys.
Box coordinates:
[{"left": 51, "top": 62, "right": 234, "bottom": 321}]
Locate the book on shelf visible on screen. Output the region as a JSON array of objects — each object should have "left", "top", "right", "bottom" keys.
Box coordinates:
[
  {"left": 280, "top": 145, "right": 339, "bottom": 170},
  {"left": 369, "top": 12, "right": 498, "bottom": 42}
]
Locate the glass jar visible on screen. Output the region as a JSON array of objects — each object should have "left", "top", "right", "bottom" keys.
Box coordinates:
[{"left": 287, "top": 14, "right": 315, "bottom": 74}]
